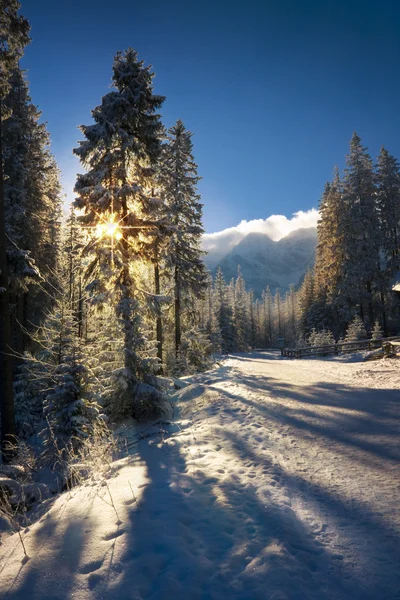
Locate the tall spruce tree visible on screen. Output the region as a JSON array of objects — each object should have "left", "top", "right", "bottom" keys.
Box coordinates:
[
  {"left": 74, "top": 48, "right": 165, "bottom": 415},
  {"left": 314, "top": 168, "right": 348, "bottom": 334},
  {"left": 214, "top": 267, "right": 235, "bottom": 352},
  {"left": 0, "top": 0, "right": 30, "bottom": 450},
  {"left": 376, "top": 147, "right": 400, "bottom": 267},
  {"left": 341, "top": 133, "right": 379, "bottom": 327},
  {"left": 376, "top": 147, "right": 400, "bottom": 334},
  {"left": 158, "top": 119, "right": 207, "bottom": 367},
  {"left": 4, "top": 68, "right": 62, "bottom": 348},
  {"left": 262, "top": 286, "right": 273, "bottom": 346},
  {"left": 298, "top": 270, "right": 315, "bottom": 339},
  {"left": 234, "top": 267, "right": 249, "bottom": 351},
  {"left": 274, "top": 289, "right": 282, "bottom": 339}
]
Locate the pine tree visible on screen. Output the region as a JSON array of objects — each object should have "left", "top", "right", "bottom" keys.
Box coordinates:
[
  {"left": 0, "top": 0, "right": 30, "bottom": 451},
  {"left": 40, "top": 295, "right": 100, "bottom": 459},
  {"left": 64, "top": 206, "right": 85, "bottom": 338},
  {"left": 344, "top": 315, "right": 368, "bottom": 343},
  {"left": 285, "top": 284, "right": 298, "bottom": 344},
  {"left": 158, "top": 119, "right": 207, "bottom": 368},
  {"left": 371, "top": 320, "right": 384, "bottom": 341},
  {"left": 3, "top": 68, "right": 62, "bottom": 351},
  {"left": 214, "top": 267, "right": 235, "bottom": 352},
  {"left": 202, "top": 274, "right": 222, "bottom": 353},
  {"left": 3, "top": 69, "right": 38, "bottom": 357},
  {"left": 233, "top": 267, "right": 249, "bottom": 351},
  {"left": 375, "top": 147, "right": 400, "bottom": 334},
  {"left": 312, "top": 169, "right": 349, "bottom": 336},
  {"left": 341, "top": 133, "right": 379, "bottom": 328},
  {"left": 308, "top": 328, "right": 335, "bottom": 348},
  {"left": 262, "top": 286, "right": 273, "bottom": 347},
  {"left": 298, "top": 270, "right": 315, "bottom": 339},
  {"left": 248, "top": 290, "right": 256, "bottom": 349},
  {"left": 274, "top": 289, "right": 282, "bottom": 339},
  {"left": 376, "top": 147, "right": 400, "bottom": 271},
  {"left": 315, "top": 173, "right": 343, "bottom": 298},
  {"left": 74, "top": 48, "right": 165, "bottom": 416}
]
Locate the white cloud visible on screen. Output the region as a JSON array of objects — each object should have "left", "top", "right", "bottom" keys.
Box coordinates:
[{"left": 202, "top": 209, "right": 319, "bottom": 264}]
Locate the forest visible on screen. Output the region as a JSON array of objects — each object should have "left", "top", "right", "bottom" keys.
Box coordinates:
[{"left": 1, "top": 1, "right": 400, "bottom": 472}]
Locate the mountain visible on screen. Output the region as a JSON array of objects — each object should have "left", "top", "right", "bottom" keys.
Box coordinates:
[{"left": 205, "top": 227, "right": 317, "bottom": 296}]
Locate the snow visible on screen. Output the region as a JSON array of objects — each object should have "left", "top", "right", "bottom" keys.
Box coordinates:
[
  {"left": 1, "top": 351, "right": 400, "bottom": 599},
  {"left": 205, "top": 227, "right": 317, "bottom": 296}
]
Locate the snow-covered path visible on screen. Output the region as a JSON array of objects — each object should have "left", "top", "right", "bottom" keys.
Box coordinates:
[{"left": 1, "top": 352, "right": 400, "bottom": 599}]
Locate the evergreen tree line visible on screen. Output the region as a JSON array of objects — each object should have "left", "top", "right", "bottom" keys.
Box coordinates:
[
  {"left": 197, "top": 267, "right": 300, "bottom": 353},
  {"left": 1, "top": 1, "right": 209, "bottom": 457},
  {"left": 299, "top": 133, "right": 400, "bottom": 341},
  {"left": 0, "top": 1, "right": 64, "bottom": 453},
  {"left": 198, "top": 133, "right": 400, "bottom": 353}
]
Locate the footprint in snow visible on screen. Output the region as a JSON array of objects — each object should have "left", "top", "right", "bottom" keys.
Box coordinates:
[
  {"left": 123, "top": 497, "right": 136, "bottom": 506},
  {"left": 102, "top": 529, "right": 125, "bottom": 541},
  {"left": 79, "top": 559, "right": 103, "bottom": 575},
  {"left": 88, "top": 573, "right": 103, "bottom": 589},
  {"left": 203, "top": 476, "right": 219, "bottom": 485}
]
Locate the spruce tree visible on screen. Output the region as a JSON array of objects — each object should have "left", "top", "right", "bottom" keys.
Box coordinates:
[
  {"left": 233, "top": 267, "right": 249, "bottom": 351},
  {"left": 375, "top": 147, "right": 400, "bottom": 334},
  {"left": 202, "top": 274, "right": 222, "bottom": 353},
  {"left": 74, "top": 48, "right": 165, "bottom": 415},
  {"left": 341, "top": 133, "right": 379, "bottom": 327},
  {"left": 298, "top": 270, "right": 315, "bottom": 339},
  {"left": 371, "top": 320, "right": 384, "bottom": 341},
  {"left": 313, "top": 169, "right": 350, "bottom": 335},
  {"left": 376, "top": 147, "right": 400, "bottom": 270},
  {"left": 158, "top": 119, "right": 207, "bottom": 367},
  {"left": 344, "top": 315, "right": 368, "bottom": 342},
  {"left": 286, "top": 284, "right": 297, "bottom": 344},
  {"left": 274, "top": 289, "right": 282, "bottom": 339},
  {"left": 214, "top": 267, "right": 235, "bottom": 352},
  {"left": 262, "top": 286, "right": 273, "bottom": 347},
  {"left": 0, "top": 0, "right": 30, "bottom": 450},
  {"left": 3, "top": 68, "right": 62, "bottom": 349},
  {"left": 40, "top": 291, "right": 100, "bottom": 459}
]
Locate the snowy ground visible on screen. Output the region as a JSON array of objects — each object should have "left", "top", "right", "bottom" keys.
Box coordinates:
[{"left": 1, "top": 351, "right": 400, "bottom": 600}]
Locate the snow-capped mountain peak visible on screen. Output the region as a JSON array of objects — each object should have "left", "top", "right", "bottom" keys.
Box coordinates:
[{"left": 205, "top": 227, "right": 317, "bottom": 295}]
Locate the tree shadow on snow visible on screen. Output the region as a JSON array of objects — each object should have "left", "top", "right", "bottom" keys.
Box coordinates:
[
  {"left": 3, "top": 517, "right": 86, "bottom": 600},
  {"left": 98, "top": 430, "right": 385, "bottom": 600},
  {"left": 209, "top": 372, "right": 400, "bottom": 465}
]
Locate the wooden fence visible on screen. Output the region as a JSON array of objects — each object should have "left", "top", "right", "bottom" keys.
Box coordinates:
[{"left": 281, "top": 336, "right": 400, "bottom": 359}]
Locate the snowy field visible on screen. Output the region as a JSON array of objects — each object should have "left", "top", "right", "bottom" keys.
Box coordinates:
[{"left": 1, "top": 351, "right": 400, "bottom": 600}]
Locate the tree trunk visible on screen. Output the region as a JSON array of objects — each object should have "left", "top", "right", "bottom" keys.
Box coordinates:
[
  {"left": 268, "top": 302, "right": 272, "bottom": 343},
  {"left": 14, "top": 292, "right": 25, "bottom": 364},
  {"left": 366, "top": 280, "right": 374, "bottom": 328},
  {"left": 276, "top": 294, "right": 282, "bottom": 337},
  {"left": 0, "top": 98, "right": 16, "bottom": 453},
  {"left": 154, "top": 261, "right": 163, "bottom": 369},
  {"left": 359, "top": 303, "right": 364, "bottom": 322},
  {"left": 77, "top": 274, "right": 83, "bottom": 339},
  {"left": 250, "top": 298, "right": 255, "bottom": 347},
  {"left": 175, "top": 266, "right": 181, "bottom": 361},
  {"left": 119, "top": 161, "right": 135, "bottom": 378},
  {"left": 121, "top": 264, "right": 132, "bottom": 372},
  {"left": 263, "top": 296, "right": 268, "bottom": 347},
  {"left": 380, "top": 290, "right": 388, "bottom": 337}
]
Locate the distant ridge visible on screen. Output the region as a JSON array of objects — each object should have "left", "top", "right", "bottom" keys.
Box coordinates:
[{"left": 205, "top": 227, "right": 317, "bottom": 296}]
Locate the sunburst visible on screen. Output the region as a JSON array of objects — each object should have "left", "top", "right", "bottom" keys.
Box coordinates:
[{"left": 81, "top": 208, "right": 157, "bottom": 263}]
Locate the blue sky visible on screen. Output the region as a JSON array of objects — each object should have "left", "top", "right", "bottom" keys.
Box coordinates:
[{"left": 21, "top": 0, "right": 400, "bottom": 233}]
